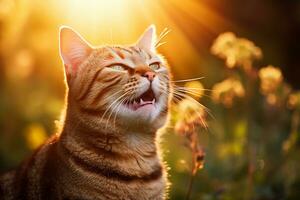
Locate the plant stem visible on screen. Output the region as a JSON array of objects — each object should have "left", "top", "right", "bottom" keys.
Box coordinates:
[
  {"left": 244, "top": 68, "right": 256, "bottom": 200},
  {"left": 185, "top": 169, "right": 196, "bottom": 200}
]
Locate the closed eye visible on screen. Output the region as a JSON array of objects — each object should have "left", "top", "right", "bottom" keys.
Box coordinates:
[
  {"left": 106, "top": 63, "right": 129, "bottom": 71},
  {"left": 149, "top": 62, "right": 161, "bottom": 71}
]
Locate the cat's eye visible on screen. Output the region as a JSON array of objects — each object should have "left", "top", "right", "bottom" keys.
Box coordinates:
[
  {"left": 149, "top": 62, "right": 161, "bottom": 71},
  {"left": 108, "top": 64, "right": 127, "bottom": 71}
]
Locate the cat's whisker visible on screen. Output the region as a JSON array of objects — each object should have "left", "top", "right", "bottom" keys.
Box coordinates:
[
  {"left": 157, "top": 27, "right": 170, "bottom": 41},
  {"left": 110, "top": 96, "right": 129, "bottom": 129},
  {"left": 105, "top": 99, "right": 125, "bottom": 130},
  {"left": 101, "top": 89, "right": 125, "bottom": 102},
  {"left": 159, "top": 73, "right": 205, "bottom": 84},
  {"left": 155, "top": 42, "right": 167, "bottom": 49},
  {"left": 160, "top": 81, "right": 214, "bottom": 101},
  {"left": 101, "top": 94, "right": 126, "bottom": 124},
  {"left": 171, "top": 93, "right": 208, "bottom": 129},
  {"left": 170, "top": 77, "right": 205, "bottom": 83},
  {"left": 173, "top": 88, "right": 213, "bottom": 100},
  {"left": 174, "top": 85, "right": 213, "bottom": 92},
  {"left": 112, "top": 97, "right": 129, "bottom": 129},
  {"left": 104, "top": 91, "right": 130, "bottom": 118},
  {"left": 173, "top": 91, "right": 214, "bottom": 123},
  {"left": 161, "top": 89, "right": 207, "bottom": 129},
  {"left": 100, "top": 91, "right": 131, "bottom": 127},
  {"left": 160, "top": 88, "right": 211, "bottom": 129},
  {"left": 104, "top": 81, "right": 153, "bottom": 129},
  {"left": 173, "top": 88, "right": 204, "bottom": 96},
  {"left": 155, "top": 28, "right": 171, "bottom": 48}
]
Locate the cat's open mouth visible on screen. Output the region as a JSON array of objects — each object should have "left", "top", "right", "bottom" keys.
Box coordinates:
[{"left": 125, "top": 88, "right": 156, "bottom": 110}]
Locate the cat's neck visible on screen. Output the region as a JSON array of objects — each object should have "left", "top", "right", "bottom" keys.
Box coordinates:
[
  {"left": 59, "top": 107, "right": 159, "bottom": 159},
  {"left": 55, "top": 107, "right": 164, "bottom": 194}
]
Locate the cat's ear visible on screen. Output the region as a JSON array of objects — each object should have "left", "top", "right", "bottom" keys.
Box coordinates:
[
  {"left": 136, "top": 25, "right": 156, "bottom": 51},
  {"left": 59, "top": 26, "right": 92, "bottom": 77}
]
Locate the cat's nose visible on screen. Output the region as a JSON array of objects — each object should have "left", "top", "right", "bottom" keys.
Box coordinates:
[{"left": 142, "top": 71, "right": 156, "bottom": 81}]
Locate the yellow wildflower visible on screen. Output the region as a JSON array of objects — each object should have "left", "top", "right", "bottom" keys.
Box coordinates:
[
  {"left": 184, "top": 81, "right": 204, "bottom": 100},
  {"left": 178, "top": 99, "right": 202, "bottom": 116},
  {"left": 266, "top": 93, "right": 278, "bottom": 106},
  {"left": 258, "top": 65, "right": 283, "bottom": 95},
  {"left": 176, "top": 99, "right": 207, "bottom": 132},
  {"left": 287, "top": 92, "right": 300, "bottom": 110},
  {"left": 174, "top": 98, "right": 206, "bottom": 175},
  {"left": 211, "top": 32, "right": 262, "bottom": 70},
  {"left": 212, "top": 78, "right": 245, "bottom": 107}
]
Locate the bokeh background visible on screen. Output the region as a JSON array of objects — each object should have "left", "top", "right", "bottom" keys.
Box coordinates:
[{"left": 1, "top": 0, "right": 300, "bottom": 199}]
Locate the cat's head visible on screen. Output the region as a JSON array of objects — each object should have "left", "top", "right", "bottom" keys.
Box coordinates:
[{"left": 59, "top": 25, "right": 171, "bottom": 131}]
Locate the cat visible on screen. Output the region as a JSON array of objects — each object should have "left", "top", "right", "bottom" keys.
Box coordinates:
[{"left": 0, "top": 25, "right": 172, "bottom": 200}]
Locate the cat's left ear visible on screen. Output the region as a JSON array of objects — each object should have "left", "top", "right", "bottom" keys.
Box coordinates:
[
  {"left": 136, "top": 25, "right": 157, "bottom": 51},
  {"left": 59, "top": 26, "right": 92, "bottom": 78}
]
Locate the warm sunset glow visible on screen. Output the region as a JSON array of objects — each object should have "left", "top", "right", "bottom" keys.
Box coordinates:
[
  {"left": 61, "top": 0, "right": 130, "bottom": 34},
  {"left": 43, "top": 0, "right": 229, "bottom": 76},
  {"left": 1, "top": 0, "right": 299, "bottom": 199}
]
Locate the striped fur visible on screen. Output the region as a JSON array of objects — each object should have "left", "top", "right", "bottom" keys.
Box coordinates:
[{"left": 0, "top": 27, "right": 171, "bottom": 200}]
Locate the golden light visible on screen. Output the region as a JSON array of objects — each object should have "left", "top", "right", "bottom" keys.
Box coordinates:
[
  {"left": 57, "top": 0, "right": 146, "bottom": 44},
  {"left": 2, "top": 0, "right": 231, "bottom": 82},
  {"left": 61, "top": 0, "right": 131, "bottom": 39},
  {"left": 44, "top": 0, "right": 230, "bottom": 77}
]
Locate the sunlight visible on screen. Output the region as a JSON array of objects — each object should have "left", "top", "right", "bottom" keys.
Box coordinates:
[
  {"left": 61, "top": 0, "right": 140, "bottom": 43},
  {"left": 33, "top": 0, "right": 230, "bottom": 79},
  {"left": 62, "top": 0, "right": 128, "bottom": 25},
  {"left": 1, "top": 0, "right": 298, "bottom": 199}
]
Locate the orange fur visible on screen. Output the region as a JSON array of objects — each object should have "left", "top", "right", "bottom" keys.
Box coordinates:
[{"left": 0, "top": 26, "right": 172, "bottom": 200}]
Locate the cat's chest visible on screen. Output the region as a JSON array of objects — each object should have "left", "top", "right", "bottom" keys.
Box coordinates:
[
  {"left": 59, "top": 170, "right": 167, "bottom": 200},
  {"left": 55, "top": 154, "right": 167, "bottom": 200}
]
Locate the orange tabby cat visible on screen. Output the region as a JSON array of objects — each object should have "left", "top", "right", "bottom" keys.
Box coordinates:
[{"left": 0, "top": 25, "right": 172, "bottom": 200}]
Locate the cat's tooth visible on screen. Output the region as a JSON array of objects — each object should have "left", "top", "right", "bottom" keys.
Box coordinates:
[
  {"left": 152, "top": 99, "right": 155, "bottom": 104},
  {"left": 140, "top": 98, "right": 144, "bottom": 104},
  {"left": 133, "top": 100, "right": 137, "bottom": 105}
]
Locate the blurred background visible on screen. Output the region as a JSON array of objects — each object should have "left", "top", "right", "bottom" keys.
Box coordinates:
[{"left": 0, "top": 0, "right": 300, "bottom": 199}]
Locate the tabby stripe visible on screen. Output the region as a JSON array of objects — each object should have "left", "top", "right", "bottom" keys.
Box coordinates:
[
  {"left": 130, "top": 46, "right": 140, "bottom": 54},
  {"left": 146, "top": 51, "right": 152, "bottom": 59},
  {"left": 142, "top": 151, "right": 158, "bottom": 158},
  {"left": 40, "top": 136, "right": 58, "bottom": 199},
  {"left": 79, "top": 107, "right": 102, "bottom": 116},
  {"left": 77, "top": 67, "right": 104, "bottom": 101},
  {"left": 115, "top": 50, "right": 125, "bottom": 59},
  {"left": 101, "top": 75, "right": 122, "bottom": 83},
  {"left": 14, "top": 145, "right": 43, "bottom": 200},
  {"left": 71, "top": 130, "right": 128, "bottom": 160},
  {"left": 116, "top": 47, "right": 133, "bottom": 54},
  {"left": 70, "top": 124, "right": 150, "bottom": 160},
  {"left": 60, "top": 143, "right": 162, "bottom": 183},
  {"left": 137, "top": 47, "right": 142, "bottom": 52},
  {"left": 81, "top": 140, "right": 125, "bottom": 159},
  {"left": 91, "top": 77, "right": 122, "bottom": 105},
  {"left": 81, "top": 129, "right": 158, "bottom": 159},
  {"left": 107, "top": 47, "right": 123, "bottom": 60}
]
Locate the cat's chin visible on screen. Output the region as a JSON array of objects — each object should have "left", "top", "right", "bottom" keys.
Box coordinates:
[
  {"left": 130, "top": 103, "right": 156, "bottom": 113},
  {"left": 116, "top": 101, "right": 162, "bottom": 124},
  {"left": 121, "top": 104, "right": 158, "bottom": 119},
  {"left": 125, "top": 100, "right": 156, "bottom": 111}
]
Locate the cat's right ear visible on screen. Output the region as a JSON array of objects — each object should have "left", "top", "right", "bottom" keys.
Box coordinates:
[{"left": 59, "top": 26, "right": 92, "bottom": 81}]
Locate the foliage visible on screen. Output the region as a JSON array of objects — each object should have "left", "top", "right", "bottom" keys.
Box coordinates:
[{"left": 164, "top": 32, "right": 300, "bottom": 200}]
